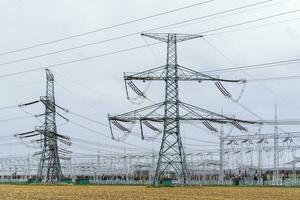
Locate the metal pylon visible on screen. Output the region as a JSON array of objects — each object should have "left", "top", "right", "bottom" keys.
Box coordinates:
[
  {"left": 108, "top": 32, "right": 258, "bottom": 185},
  {"left": 153, "top": 34, "right": 188, "bottom": 184},
  {"left": 37, "top": 69, "right": 63, "bottom": 183}
]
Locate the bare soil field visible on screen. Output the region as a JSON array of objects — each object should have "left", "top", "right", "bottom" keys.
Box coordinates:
[{"left": 0, "top": 185, "right": 299, "bottom": 200}]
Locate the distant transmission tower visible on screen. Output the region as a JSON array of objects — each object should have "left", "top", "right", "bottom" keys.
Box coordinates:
[
  {"left": 273, "top": 104, "right": 280, "bottom": 185},
  {"left": 16, "top": 69, "right": 71, "bottom": 183},
  {"left": 108, "top": 33, "right": 257, "bottom": 185}
]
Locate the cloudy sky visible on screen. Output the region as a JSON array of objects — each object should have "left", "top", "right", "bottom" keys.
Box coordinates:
[{"left": 0, "top": 0, "right": 300, "bottom": 160}]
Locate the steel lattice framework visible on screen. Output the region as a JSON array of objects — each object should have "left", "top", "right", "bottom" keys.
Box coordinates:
[
  {"left": 15, "top": 69, "right": 71, "bottom": 183},
  {"left": 108, "top": 33, "right": 258, "bottom": 185},
  {"left": 36, "top": 69, "right": 63, "bottom": 182}
]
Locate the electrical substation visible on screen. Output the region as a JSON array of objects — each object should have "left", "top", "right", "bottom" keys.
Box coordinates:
[{"left": 1, "top": 0, "right": 300, "bottom": 189}]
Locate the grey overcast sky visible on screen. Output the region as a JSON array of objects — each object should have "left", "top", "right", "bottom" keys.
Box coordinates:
[{"left": 0, "top": 0, "right": 300, "bottom": 158}]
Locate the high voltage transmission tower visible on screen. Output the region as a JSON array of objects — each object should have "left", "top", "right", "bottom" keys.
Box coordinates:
[
  {"left": 15, "top": 69, "right": 71, "bottom": 183},
  {"left": 108, "top": 32, "right": 259, "bottom": 185}
]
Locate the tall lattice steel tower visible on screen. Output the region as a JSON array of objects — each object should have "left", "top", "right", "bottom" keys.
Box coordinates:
[
  {"left": 108, "top": 33, "right": 257, "bottom": 185},
  {"left": 36, "top": 69, "right": 63, "bottom": 182},
  {"left": 16, "top": 69, "right": 71, "bottom": 183}
]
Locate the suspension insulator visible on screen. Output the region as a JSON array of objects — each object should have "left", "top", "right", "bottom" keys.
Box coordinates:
[
  {"left": 112, "top": 120, "right": 130, "bottom": 133},
  {"left": 18, "top": 100, "right": 40, "bottom": 107},
  {"left": 215, "top": 81, "right": 231, "bottom": 97},
  {"left": 202, "top": 121, "right": 218, "bottom": 132},
  {"left": 127, "top": 81, "right": 145, "bottom": 97},
  {"left": 257, "top": 139, "right": 264, "bottom": 144},
  {"left": 232, "top": 121, "right": 247, "bottom": 131},
  {"left": 143, "top": 120, "right": 161, "bottom": 132}
]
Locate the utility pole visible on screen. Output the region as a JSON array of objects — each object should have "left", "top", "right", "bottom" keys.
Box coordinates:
[{"left": 108, "top": 33, "right": 258, "bottom": 185}]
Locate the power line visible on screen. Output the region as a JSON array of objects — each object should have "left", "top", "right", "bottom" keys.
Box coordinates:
[
  {"left": 0, "top": 42, "right": 161, "bottom": 79},
  {"left": 0, "top": 105, "right": 19, "bottom": 110},
  {"left": 201, "top": 37, "right": 299, "bottom": 132},
  {"left": 68, "top": 120, "right": 152, "bottom": 151},
  {"left": 0, "top": 142, "right": 24, "bottom": 147},
  {"left": 205, "top": 16, "right": 300, "bottom": 37},
  {"left": 0, "top": 115, "right": 40, "bottom": 122},
  {"left": 0, "top": 0, "right": 285, "bottom": 67},
  {"left": 202, "top": 58, "right": 300, "bottom": 74},
  {"left": 67, "top": 104, "right": 219, "bottom": 145},
  {"left": 54, "top": 74, "right": 217, "bottom": 145},
  {"left": 160, "top": 0, "right": 294, "bottom": 32},
  {"left": 68, "top": 120, "right": 111, "bottom": 139},
  {"left": 247, "top": 75, "right": 300, "bottom": 82},
  {"left": 68, "top": 111, "right": 108, "bottom": 128},
  {"left": 68, "top": 109, "right": 161, "bottom": 143},
  {"left": 54, "top": 78, "right": 160, "bottom": 142},
  {"left": 69, "top": 106, "right": 214, "bottom": 144},
  {"left": 199, "top": 9, "right": 300, "bottom": 34},
  {"left": 71, "top": 136, "right": 146, "bottom": 151},
  {"left": 0, "top": 0, "right": 214, "bottom": 56},
  {"left": 54, "top": 73, "right": 130, "bottom": 108},
  {"left": 53, "top": 71, "right": 222, "bottom": 145},
  {"left": 71, "top": 143, "right": 122, "bottom": 154},
  {"left": 184, "top": 136, "right": 218, "bottom": 144},
  {"left": 0, "top": 8, "right": 298, "bottom": 79}
]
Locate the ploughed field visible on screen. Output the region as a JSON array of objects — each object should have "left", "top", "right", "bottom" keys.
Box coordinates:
[{"left": 0, "top": 185, "right": 299, "bottom": 200}]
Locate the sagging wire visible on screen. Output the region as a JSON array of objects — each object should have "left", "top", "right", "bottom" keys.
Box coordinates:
[
  {"left": 17, "top": 100, "right": 70, "bottom": 150},
  {"left": 0, "top": 105, "right": 19, "bottom": 110},
  {"left": 142, "top": 35, "right": 161, "bottom": 65},
  {"left": 19, "top": 107, "right": 44, "bottom": 123},
  {"left": 224, "top": 126, "right": 234, "bottom": 138},
  {"left": 125, "top": 36, "right": 157, "bottom": 105},
  {"left": 108, "top": 117, "right": 135, "bottom": 142},
  {"left": 255, "top": 123, "right": 263, "bottom": 135},
  {"left": 215, "top": 79, "right": 247, "bottom": 102},
  {"left": 283, "top": 135, "right": 294, "bottom": 150},
  {"left": 56, "top": 120, "right": 69, "bottom": 128},
  {"left": 18, "top": 100, "right": 43, "bottom": 123},
  {"left": 202, "top": 37, "right": 247, "bottom": 102},
  {"left": 183, "top": 120, "right": 220, "bottom": 137},
  {"left": 14, "top": 130, "right": 41, "bottom": 149}
]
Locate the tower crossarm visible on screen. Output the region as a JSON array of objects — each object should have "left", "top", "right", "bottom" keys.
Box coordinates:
[
  {"left": 142, "top": 33, "right": 203, "bottom": 43},
  {"left": 125, "top": 65, "right": 167, "bottom": 81},
  {"left": 108, "top": 102, "right": 165, "bottom": 122},
  {"left": 179, "top": 102, "right": 260, "bottom": 132},
  {"left": 176, "top": 65, "right": 245, "bottom": 82},
  {"left": 124, "top": 65, "right": 244, "bottom": 82}
]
